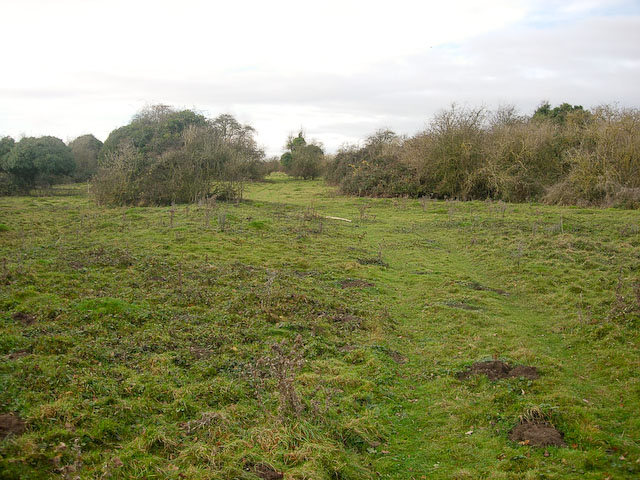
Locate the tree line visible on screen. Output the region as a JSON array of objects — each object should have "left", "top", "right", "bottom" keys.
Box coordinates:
[
  {"left": 326, "top": 103, "right": 640, "bottom": 207},
  {"left": 0, "top": 106, "right": 283, "bottom": 203},
  {"left": 0, "top": 134, "right": 102, "bottom": 195},
  {"left": 1, "top": 102, "right": 639, "bottom": 207}
]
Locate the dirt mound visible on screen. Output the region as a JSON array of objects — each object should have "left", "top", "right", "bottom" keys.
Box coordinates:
[
  {"left": 0, "top": 414, "right": 26, "bottom": 440},
  {"left": 458, "top": 361, "right": 539, "bottom": 380},
  {"left": 340, "top": 278, "right": 374, "bottom": 288},
  {"left": 11, "top": 312, "right": 35, "bottom": 325},
  {"left": 251, "top": 463, "right": 284, "bottom": 480},
  {"left": 509, "top": 422, "right": 566, "bottom": 447}
]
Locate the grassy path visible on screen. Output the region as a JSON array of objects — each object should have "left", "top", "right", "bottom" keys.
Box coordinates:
[{"left": 250, "top": 176, "right": 640, "bottom": 478}]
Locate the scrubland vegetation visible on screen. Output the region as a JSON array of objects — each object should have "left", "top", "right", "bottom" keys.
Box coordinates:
[
  {"left": 1, "top": 102, "right": 638, "bottom": 208},
  {"left": 0, "top": 102, "right": 639, "bottom": 478},
  {"left": 327, "top": 103, "right": 640, "bottom": 208},
  {"left": 92, "top": 106, "right": 270, "bottom": 206}
]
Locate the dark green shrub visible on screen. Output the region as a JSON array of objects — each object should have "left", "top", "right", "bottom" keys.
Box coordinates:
[
  {"left": 92, "top": 107, "right": 266, "bottom": 205},
  {"left": 281, "top": 132, "right": 324, "bottom": 179},
  {"left": 2, "top": 136, "right": 74, "bottom": 192},
  {"left": 69, "top": 134, "right": 103, "bottom": 181}
]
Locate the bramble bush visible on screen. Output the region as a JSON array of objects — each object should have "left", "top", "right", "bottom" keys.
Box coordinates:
[
  {"left": 326, "top": 103, "right": 640, "bottom": 207},
  {"left": 326, "top": 130, "right": 423, "bottom": 197}
]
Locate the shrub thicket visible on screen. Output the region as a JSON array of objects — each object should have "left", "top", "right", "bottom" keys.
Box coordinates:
[
  {"left": 280, "top": 132, "right": 324, "bottom": 179},
  {"left": 0, "top": 136, "right": 16, "bottom": 195},
  {"left": 327, "top": 130, "right": 423, "bottom": 197},
  {"left": 69, "top": 134, "right": 103, "bottom": 181},
  {"left": 543, "top": 105, "right": 640, "bottom": 207},
  {"left": 0, "top": 136, "right": 75, "bottom": 192},
  {"left": 92, "top": 107, "right": 266, "bottom": 205},
  {"left": 327, "top": 103, "right": 640, "bottom": 207}
]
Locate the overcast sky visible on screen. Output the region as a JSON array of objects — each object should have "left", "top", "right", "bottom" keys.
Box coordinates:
[{"left": 1, "top": 0, "right": 639, "bottom": 156}]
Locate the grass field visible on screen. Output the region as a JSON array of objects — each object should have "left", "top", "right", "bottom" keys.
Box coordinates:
[{"left": 1, "top": 174, "right": 639, "bottom": 479}]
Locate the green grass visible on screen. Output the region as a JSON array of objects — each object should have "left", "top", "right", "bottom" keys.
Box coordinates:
[{"left": 1, "top": 175, "right": 639, "bottom": 479}]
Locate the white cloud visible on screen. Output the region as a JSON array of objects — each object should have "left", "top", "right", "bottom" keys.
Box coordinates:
[{"left": 1, "top": 0, "right": 639, "bottom": 155}]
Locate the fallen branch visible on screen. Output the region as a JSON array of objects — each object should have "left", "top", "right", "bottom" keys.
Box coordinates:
[{"left": 323, "top": 216, "right": 352, "bottom": 222}]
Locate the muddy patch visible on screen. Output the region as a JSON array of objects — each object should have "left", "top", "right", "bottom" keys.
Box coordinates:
[
  {"left": 509, "top": 422, "right": 566, "bottom": 447},
  {"left": 0, "top": 414, "right": 26, "bottom": 440},
  {"left": 340, "top": 278, "right": 374, "bottom": 288},
  {"left": 248, "top": 463, "right": 284, "bottom": 480},
  {"left": 457, "top": 361, "right": 539, "bottom": 380},
  {"left": 11, "top": 312, "right": 36, "bottom": 326}
]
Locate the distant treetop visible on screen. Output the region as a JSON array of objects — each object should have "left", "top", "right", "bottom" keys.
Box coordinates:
[{"left": 532, "top": 102, "right": 589, "bottom": 124}]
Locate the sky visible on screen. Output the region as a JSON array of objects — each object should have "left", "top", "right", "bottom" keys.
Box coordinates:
[{"left": 1, "top": 0, "right": 639, "bottom": 156}]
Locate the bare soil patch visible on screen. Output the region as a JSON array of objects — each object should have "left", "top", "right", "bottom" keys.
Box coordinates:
[
  {"left": 340, "top": 278, "right": 374, "bottom": 288},
  {"left": 11, "top": 312, "right": 35, "bottom": 325},
  {"left": 357, "top": 257, "right": 388, "bottom": 267},
  {"left": 509, "top": 422, "right": 566, "bottom": 447},
  {"left": 251, "top": 463, "right": 284, "bottom": 480},
  {"left": 457, "top": 361, "right": 539, "bottom": 380},
  {"left": 0, "top": 414, "right": 26, "bottom": 440}
]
